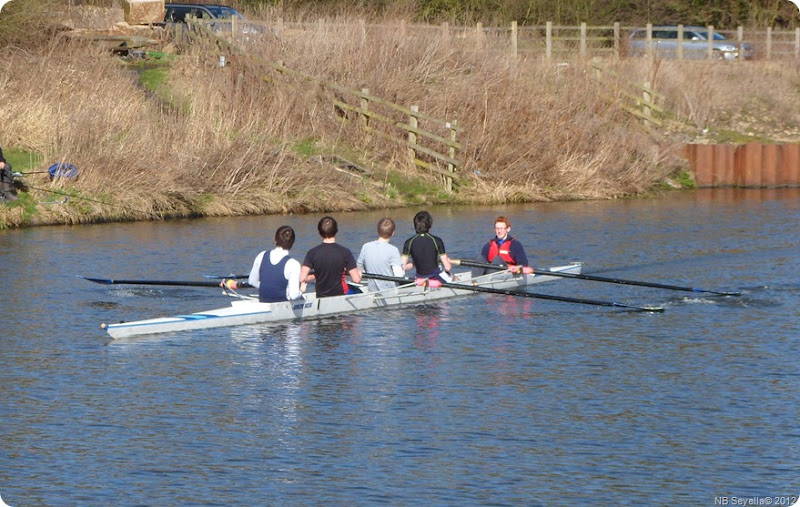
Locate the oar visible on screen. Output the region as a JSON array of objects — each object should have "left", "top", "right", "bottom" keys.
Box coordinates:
[
  {"left": 79, "top": 276, "right": 253, "bottom": 288},
  {"left": 361, "top": 273, "right": 664, "bottom": 312},
  {"left": 451, "top": 259, "right": 741, "bottom": 297},
  {"left": 203, "top": 273, "right": 249, "bottom": 279}
]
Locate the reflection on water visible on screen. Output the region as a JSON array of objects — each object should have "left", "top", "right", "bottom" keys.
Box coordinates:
[{"left": 1, "top": 189, "right": 799, "bottom": 504}]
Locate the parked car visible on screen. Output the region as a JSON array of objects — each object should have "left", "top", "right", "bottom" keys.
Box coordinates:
[
  {"left": 163, "top": 3, "right": 267, "bottom": 38},
  {"left": 628, "top": 26, "right": 754, "bottom": 60}
]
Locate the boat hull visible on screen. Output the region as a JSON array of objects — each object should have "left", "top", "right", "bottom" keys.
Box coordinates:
[{"left": 104, "top": 264, "right": 581, "bottom": 339}]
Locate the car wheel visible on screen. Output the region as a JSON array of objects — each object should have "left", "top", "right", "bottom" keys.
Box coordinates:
[{"left": 711, "top": 49, "right": 725, "bottom": 60}]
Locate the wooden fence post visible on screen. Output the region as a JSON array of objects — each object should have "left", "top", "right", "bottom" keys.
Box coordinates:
[
  {"left": 707, "top": 25, "right": 714, "bottom": 59},
  {"left": 677, "top": 24, "right": 684, "bottom": 59},
  {"left": 580, "top": 23, "right": 587, "bottom": 58},
  {"left": 447, "top": 120, "right": 457, "bottom": 192},
  {"left": 359, "top": 18, "right": 366, "bottom": 46},
  {"left": 511, "top": 21, "right": 518, "bottom": 58},
  {"left": 408, "top": 105, "right": 418, "bottom": 167},
  {"left": 476, "top": 22, "right": 483, "bottom": 52},
  {"left": 546, "top": 21, "right": 552, "bottom": 59},
  {"left": 737, "top": 26, "right": 743, "bottom": 61},
  {"left": 645, "top": 23, "right": 653, "bottom": 58},
  {"left": 360, "top": 88, "right": 370, "bottom": 129},
  {"left": 613, "top": 22, "right": 620, "bottom": 59},
  {"left": 767, "top": 26, "right": 773, "bottom": 60},
  {"left": 441, "top": 22, "right": 449, "bottom": 48}
]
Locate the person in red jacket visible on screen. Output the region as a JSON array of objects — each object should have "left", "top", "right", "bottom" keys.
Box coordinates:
[{"left": 481, "top": 216, "right": 533, "bottom": 274}]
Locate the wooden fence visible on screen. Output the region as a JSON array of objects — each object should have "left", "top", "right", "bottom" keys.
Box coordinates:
[
  {"left": 592, "top": 63, "right": 665, "bottom": 128},
  {"left": 276, "top": 20, "right": 800, "bottom": 61},
  {"left": 267, "top": 61, "right": 462, "bottom": 191},
  {"left": 684, "top": 144, "right": 800, "bottom": 187}
]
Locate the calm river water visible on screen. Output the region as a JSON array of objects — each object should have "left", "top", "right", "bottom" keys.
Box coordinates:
[{"left": 1, "top": 188, "right": 798, "bottom": 506}]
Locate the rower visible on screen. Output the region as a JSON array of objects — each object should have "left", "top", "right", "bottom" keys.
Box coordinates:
[
  {"left": 401, "top": 210, "right": 452, "bottom": 286},
  {"left": 357, "top": 218, "right": 404, "bottom": 292},
  {"left": 300, "top": 216, "right": 362, "bottom": 297},
  {"left": 480, "top": 215, "right": 533, "bottom": 274},
  {"left": 222, "top": 225, "right": 306, "bottom": 302}
]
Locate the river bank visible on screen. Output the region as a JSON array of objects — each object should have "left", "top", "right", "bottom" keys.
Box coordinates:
[{"left": 3, "top": 8, "right": 800, "bottom": 229}]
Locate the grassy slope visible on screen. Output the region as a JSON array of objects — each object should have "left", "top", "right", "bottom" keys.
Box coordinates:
[{"left": 1, "top": 7, "right": 799, "bottom": 228}]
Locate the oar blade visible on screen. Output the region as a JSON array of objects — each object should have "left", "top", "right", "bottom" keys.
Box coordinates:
[
  {"left": 697, "top": 289, "right": 742, "bottom": 297},
  {"left": 79, "top": 275, "right": 250, "bottom": 288},
  {"left": 78, "top": 275, "right": 115, "bottom": 285}
]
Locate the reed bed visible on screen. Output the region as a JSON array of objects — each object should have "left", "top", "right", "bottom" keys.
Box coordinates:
[{"left": 2, "top": 8, "right": 799, "bottom": 227}]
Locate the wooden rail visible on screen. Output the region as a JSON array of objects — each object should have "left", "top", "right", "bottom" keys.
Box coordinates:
[
  {"left": 684, "top": 144, "right": 800, "bottom": 187},
  {"left": 267, "top": 61, "right": 462, "bottom": 191}
]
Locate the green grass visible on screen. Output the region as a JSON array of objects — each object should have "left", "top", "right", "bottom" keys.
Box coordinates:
[
  {"left": 3, "top": 147, "right": 44, "bottom": 173},
  {"left": 140, "top": 67, "right": 170, "bottom": 95},
  {"left": 706, "top": 128, "right": 775, "bottom": 144},
  {"left": 293, "top": 138, "right": 321, "bottom": 158},
  {"left": 654, "top": 169, "right": 696, "bottom": 192},
  {"left": 384, "top": 170, "right": 452, "bottom": 203},
  {"left": 673, "top": 170, "right": 696, "bottom": 188},
  {"left": 0, "top": 191, "right": 39, "bottom": 225}
]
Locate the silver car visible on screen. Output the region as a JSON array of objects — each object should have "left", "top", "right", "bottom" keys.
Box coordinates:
[{"left": 628, "top": 26, "right": 754, "bottom": 60}]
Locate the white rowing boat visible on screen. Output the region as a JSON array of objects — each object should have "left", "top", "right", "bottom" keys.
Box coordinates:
[{"left": 102, "top": 263, "right": 582, "bottom": 339}]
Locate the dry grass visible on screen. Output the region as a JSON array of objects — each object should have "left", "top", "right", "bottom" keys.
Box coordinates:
[{"left": 3, "top": 10, "right": 800, "bottom": 227}]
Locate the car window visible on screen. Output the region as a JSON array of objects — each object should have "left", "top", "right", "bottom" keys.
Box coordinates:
[
  {"left": 165, "top": 6, "right": 191, "bottom": 22},
  {"left": 165, "top": 3, "right": 248, "bottom": 24},
  {"left": 189, "top": 7, "right": 211, "bottom": 19},
  {"left": 653, "top": 30, "right": 678, "bottom": 39},
  {"left": 687, "top": 30, "right": 727, "bottom": 41},
  {"left": 205, "top": 6, "right": 244, "bottom": 19}
]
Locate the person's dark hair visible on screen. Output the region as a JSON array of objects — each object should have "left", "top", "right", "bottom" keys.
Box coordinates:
[
  {"left": 413, "top": 211, "right": 432, "bottom": 234},
  {"left": 318, "top": 216, "right": 338, "bottom": 238},
  {"left": 275, "top": 225, "right": 295, "bottom": 250},
  {"left": 377, "top": 218, "right": 395, "bottom": 239}
]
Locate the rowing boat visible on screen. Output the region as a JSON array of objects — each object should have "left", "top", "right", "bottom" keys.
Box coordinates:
[{"left": 102, "top": 263, "right": 582, "bottom": 339}]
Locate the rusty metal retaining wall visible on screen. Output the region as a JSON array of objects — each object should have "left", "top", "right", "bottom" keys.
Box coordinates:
[{"left": 684, "top": 143, "right": 800, "bottom": 187}]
